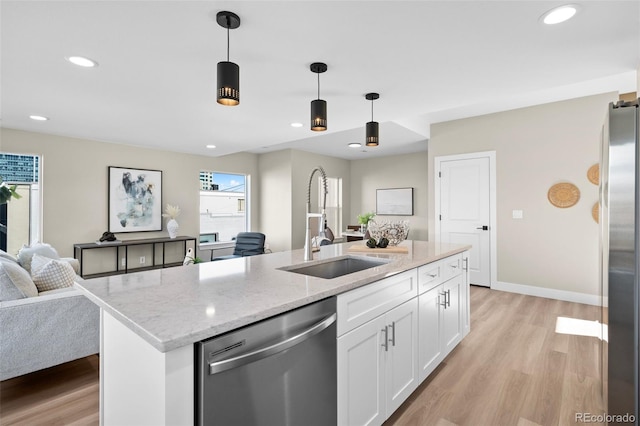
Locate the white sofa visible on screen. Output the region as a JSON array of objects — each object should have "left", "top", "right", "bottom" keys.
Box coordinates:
[{"left": 0, "top": 248, "right": 99, "bottom": 381}]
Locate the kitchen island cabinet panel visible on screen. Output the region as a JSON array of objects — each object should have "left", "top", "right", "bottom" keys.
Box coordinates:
[{"left": 337, "top": 315, "right": 386, "bottom": 426}]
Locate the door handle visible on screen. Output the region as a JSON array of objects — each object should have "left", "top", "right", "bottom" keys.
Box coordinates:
[
  {"left": 389, "top": 322, "right": 396, "bottom": 347},
  {"left": 381, "top": 326, "right": 389, "bottom": 352},
  {"left": 439, "top": 292, "right": 447, "bottom": 308},
  {"left": 209, "top": 313, "right": 336, "bottom": 374},
  {"left": 476, "top": 225, "right": 489, "bottom": 230}
]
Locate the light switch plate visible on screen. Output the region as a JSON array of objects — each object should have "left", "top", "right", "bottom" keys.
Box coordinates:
[{"left": 512, "top": 210, "right": 523, "bottom": 219}]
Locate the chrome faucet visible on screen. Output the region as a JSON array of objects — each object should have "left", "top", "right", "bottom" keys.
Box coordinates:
[{"left": 304, "top": 166, "right": 328, "bottom": 261}]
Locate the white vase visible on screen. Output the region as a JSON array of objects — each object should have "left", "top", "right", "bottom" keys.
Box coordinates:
[{"left": 167, "top": 219, "right": 179, "bottom": 239}]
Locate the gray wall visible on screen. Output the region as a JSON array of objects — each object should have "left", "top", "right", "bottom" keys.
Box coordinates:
[
  {"left": 428, "top": 92, "right": 617, "bottom": 297},
  {"left": 350, "top": 152, "right": 429, "bottom": 241},
  {"left": 258, "top": 149, "right": 351, "bottom": 252},
  {"left": 1, "top": 128, "right": 260, "bottom": 266}
]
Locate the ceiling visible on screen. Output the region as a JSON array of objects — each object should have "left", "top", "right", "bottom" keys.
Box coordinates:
[{"left": 2, "top": 1, "right": 638, "bottom": 160}]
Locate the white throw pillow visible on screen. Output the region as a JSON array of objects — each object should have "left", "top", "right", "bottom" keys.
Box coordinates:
[
  {"left": 0, "top": 260, "right": 39, "bottom": 300},
  {"left": 30, "top": 253, "right": 75, "bottom": 292},
  {"left": 17, "top": 243, "right": 60, "bottom": 273}
]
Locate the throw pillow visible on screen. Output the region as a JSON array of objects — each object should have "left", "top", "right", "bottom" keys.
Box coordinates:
[
  {"left": 0, "top": 249, "right": 18, "bottom": 263},
  {"left": 17, "top": 243, "right": 60, "bottom": 273},
  {"left": 30, "top": 253, "right": 75, "bottom": 292},
  {"left": 0, "top": 260, "right": 39, "bottom": 301}
]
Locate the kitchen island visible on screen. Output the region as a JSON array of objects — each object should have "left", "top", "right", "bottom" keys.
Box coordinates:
[{"left": 77, "top": 240, "right": 470, "bottom": 425}]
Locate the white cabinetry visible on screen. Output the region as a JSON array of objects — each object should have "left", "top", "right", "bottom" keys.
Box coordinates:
[
  {"left": 417, "top": 251, "right": 469, "bottom": 382},
  {"left": 337, "top": 270, "right": 418, "bottom": 426},
  {"left": 337, "top": 251, "right": 470, "bottom": 426}
]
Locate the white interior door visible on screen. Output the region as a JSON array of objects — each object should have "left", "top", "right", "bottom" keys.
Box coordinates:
[{"left": 436, "top": 153, "right": 494, "bottom": 287}]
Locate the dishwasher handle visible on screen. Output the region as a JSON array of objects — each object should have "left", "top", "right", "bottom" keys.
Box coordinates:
[{"left": 209, "top": 312, "right": 337, "bottom": 374}]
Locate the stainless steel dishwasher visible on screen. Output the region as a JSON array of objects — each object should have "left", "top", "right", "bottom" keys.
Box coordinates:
[{"left": 196, "top": 297, "right": 337, "bottom": 426}]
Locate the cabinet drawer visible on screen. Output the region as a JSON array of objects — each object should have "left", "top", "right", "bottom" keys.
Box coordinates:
[
  {"left": 337, "top": 269, "right": 418, "bottom": 337},
  {"left": 441, "top": 253, "right": 462, "bottom": 282},
  {"left": 418, "top": 262, "right": 443, "bottom": 294}
]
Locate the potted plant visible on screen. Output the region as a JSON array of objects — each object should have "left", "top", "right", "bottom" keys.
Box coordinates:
[
  {"left": 357, "top": 212, "right": 376, "bottom": 234},
  {"left": 0, "top": 176, "right": 22, "bottom": 205}
]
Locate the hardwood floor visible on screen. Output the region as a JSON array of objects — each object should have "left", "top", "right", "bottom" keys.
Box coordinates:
[
  {"left": 0, "top": 287, "right": 605, "bottom": 426},
  {"left": 0, "top": 355, "right": 99, "bottom": 425}
]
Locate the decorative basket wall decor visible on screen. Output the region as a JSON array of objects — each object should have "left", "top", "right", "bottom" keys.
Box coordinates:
[
  {"left": 592, "top": 202, "right": 599, "bottom": 223},
  {"left": 587, "top": 164, "right": 599, "bottom": 185},
  {"left": 547, "top": 182, "right": 580, "bottom": 208}
]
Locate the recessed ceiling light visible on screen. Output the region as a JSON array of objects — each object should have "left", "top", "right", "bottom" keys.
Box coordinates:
[
  {"left": 206, "top": 144, "right": 217, "bottom": 149},
  {"left": 540, "top": 4, "right": 579, "bottom": 25},
  {"left": 348, "top": 143, "right": 362, "bottom": 148},
  {"left": 66, "top": 56, "right": 98, "bottom": 67},
  {"left": 290, "top": 122, "right": 303, "bottom": 128},
  {"left": 29, "top": 115, "right": 49, "bottom": 121}
]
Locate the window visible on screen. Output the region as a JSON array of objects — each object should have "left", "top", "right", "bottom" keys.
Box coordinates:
[
  {"left": 199, "top": 172, "right": 248, "bottom": 243},
  {"left": 0, "top": 153, "right": 41, "bottom": 254},
  {"left": 320, "top": 177, "right": 342, "bottom": 237}
]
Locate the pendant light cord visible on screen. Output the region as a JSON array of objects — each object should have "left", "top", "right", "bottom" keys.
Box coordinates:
[
  {"left": 226, "top": 19, "right": 230, "bottom": 62},
  {"left": 371, "top": 99, "right": 374, "bottom": 121},
  {"left": 317, "top": 72, "right": 320, "bottom": 100}
]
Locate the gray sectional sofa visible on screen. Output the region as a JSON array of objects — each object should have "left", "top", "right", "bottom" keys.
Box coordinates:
[{"left": 0, "top": 248, "right": 99, "bottom": 381}]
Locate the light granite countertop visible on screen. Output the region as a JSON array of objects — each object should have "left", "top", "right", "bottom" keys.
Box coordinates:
[{"left": 77, "top": 240, "right": 469, "bottom": 353}]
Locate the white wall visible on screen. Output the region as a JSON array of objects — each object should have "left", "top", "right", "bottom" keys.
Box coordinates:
[
  {"left": 258, "top": 149, "right": 351, "bottom": 252},
  {"left": 429, "top": 92, "right": 617, "bottom": 298},
  {"left": 289, "top": 150, "right": 351, "bottom": 250},
  {"left": 350, "top": 152, "right": 429, "bottom": 241},
  {"left": 258, "top": 150, "right": 293, "bottom": 252},
  {"left": 1, "top": 128, "right": 260, "bottom": 264}
]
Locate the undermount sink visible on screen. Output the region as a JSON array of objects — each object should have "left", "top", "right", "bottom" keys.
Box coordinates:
[{"left": 280, "top": 255, "right": 390, "bottom": 279}]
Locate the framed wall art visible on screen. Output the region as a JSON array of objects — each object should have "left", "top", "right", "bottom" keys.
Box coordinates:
[
  {"left": 108, "top": 166, "right": 162, "bottom": 233},
  {"left": 376, "top": 187, "right": 413, "bottom": 216}
]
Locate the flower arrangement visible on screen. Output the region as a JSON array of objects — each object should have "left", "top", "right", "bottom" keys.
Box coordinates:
[
  {"left": 162, "top": 204, "right": 181, "bottom": 220},
  {"left": 0, "top": 176, "right": 22, "bottom": 205},
  {"left": 357, "top": 212, "right": 376, "bottom": 225}
]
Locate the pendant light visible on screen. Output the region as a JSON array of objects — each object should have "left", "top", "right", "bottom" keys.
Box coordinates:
[
  {"left": 310, "top": 62, "right": 328, "bottom": 131},
  {"left": 365, "top": 92, "right": 379, "bottom": 146},
  {"left": 216, "top": 11, "right": 241, "bottom": 106}
]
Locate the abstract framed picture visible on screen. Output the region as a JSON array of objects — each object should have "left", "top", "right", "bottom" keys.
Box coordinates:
[
  {"left": 108, "top": 166, "right": 162, "bottom": 233},
  {"left": 376, "top": 187, "right": 413, "bottom": 215}
]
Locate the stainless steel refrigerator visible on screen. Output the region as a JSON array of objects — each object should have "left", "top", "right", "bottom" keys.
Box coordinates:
[{"left": 603, "top": 98, "right": 639, "bottom": 423}]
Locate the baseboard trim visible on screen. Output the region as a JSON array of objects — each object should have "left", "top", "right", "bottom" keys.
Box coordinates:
[{"left": 493, "top": 281, "right": 607, "bottom": 307}]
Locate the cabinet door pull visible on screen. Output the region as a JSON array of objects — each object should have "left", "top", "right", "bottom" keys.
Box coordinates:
[
  {"left": 389, "top": 322, "right": 396, "bottom": 347},
  {"left": 463, "top": 257, "right": 468, "bottom": 272},
  {"left": 381, "top": 326, "right": 389, "bottom": 352},
  {"left": 439, "top": 292, "right": 447, "bottom": 308},
  {"left": 446, "top": 289, "right": 451, "bottom": 308}
]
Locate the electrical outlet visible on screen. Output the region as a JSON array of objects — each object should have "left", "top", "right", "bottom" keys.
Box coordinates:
[
  {"left": 139, "top": 256, "right": 146, "bottom": 265},
  {"left": 121, "top": 258, "right": 126, "bottom": 267}
]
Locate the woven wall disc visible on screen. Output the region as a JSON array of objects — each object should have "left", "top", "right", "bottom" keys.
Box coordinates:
[
  {"left": 587, "top": 164, "right": 599, "bottom": 185},
  {"left": 592, "top": 202, "right": 599, "bottom": 223},
  {"left": 548, "top": 183, "right": 580, "bottom": 208}
]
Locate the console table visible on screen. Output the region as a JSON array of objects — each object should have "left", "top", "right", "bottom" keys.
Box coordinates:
[{"left": 74, "top": 236, "right": 197, "bottom": 278}]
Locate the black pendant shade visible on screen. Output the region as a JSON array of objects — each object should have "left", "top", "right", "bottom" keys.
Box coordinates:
[
  {"left": 310, "top": 62, "right": 328, "bottom": 131},
  {"left": 311, "top": 99, "right": 327, "bottom": 131},
  {"left": 365, "top": 92, "right": 380, "bottom": 146},
  {"left": 216, "top": 11, "right": 240, "bottom": 106}
]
